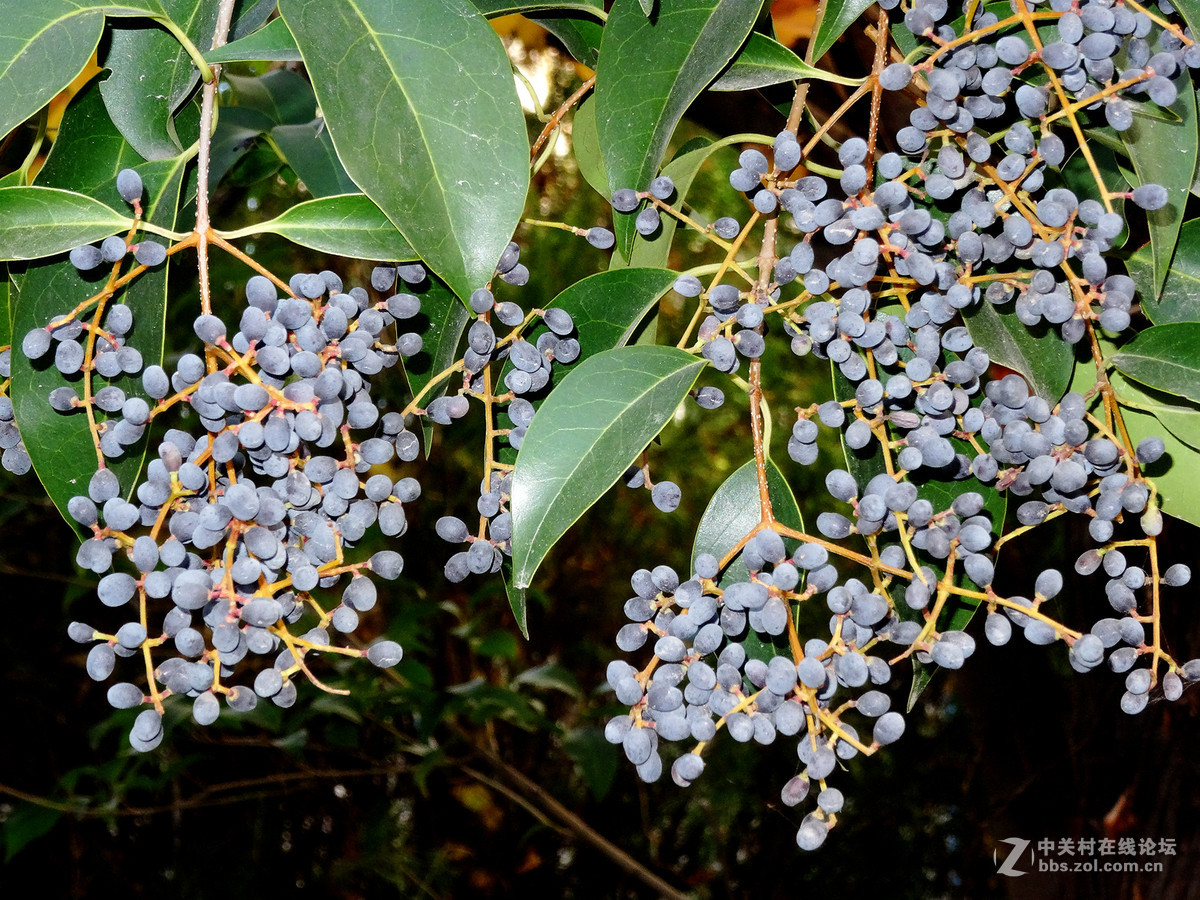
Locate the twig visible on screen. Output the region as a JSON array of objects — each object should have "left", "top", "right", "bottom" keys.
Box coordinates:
[{"left": 531, "top": 76, "right": 595, "bottom": 163}]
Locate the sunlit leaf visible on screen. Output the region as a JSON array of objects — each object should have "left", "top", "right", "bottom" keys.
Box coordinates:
[
  {"left": 221, "top": 193, "right": 415, "bottom": 260},
  {"left": 809, "top": 0, "right": 876, "bottom": 63},
  {"left": 0, "top": 2, "right": 169, "bottom": 142},
  {"left": 280, "top": 0, "right": 530, "bottom": 302},
  {"left": 1112, "top": 322, "right": 1200, "bottom": 401},
  {"left": 204, "top": 15, "right": 301, "bottom": 63},
  {"left": 1123, "top": 87, "right": 1198, "bottom": 297},
  {"left": 510, "top": 345, "right": 705, "bottom": 589},
  {"left": 595, "top": 0, "right": 762, "bottom": 254},
  {"left": 1129, "top": 218, "right": 1200, "bottom": 325},
  {"left": 711, "top": 32, "right": 866, "bottom": 91},
  {"left": 0, "top": 188, "right": 129, "bottom": 261}
]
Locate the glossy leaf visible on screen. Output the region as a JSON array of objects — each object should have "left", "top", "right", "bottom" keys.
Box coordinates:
[
  {"left": 99, "top": 0, "right": 246, "bottom": 160},
  {"left": 280, "top": 0, "right": 530, "bottom": 302},
  {"left": 203, "top": 16, "right": 302, "bottom": 63},
  {"left": 400, "top": 274, "right": 470, "bottom": 457},
  {"left": 1, "top": 11, "right": 102, "bottom": 142},
  {"left": 809, "top": 0, "right": 876, "bottom": 63},
  {"left": 503, "top": 566, "right": 529, "bottom": 639},
  {"left": 11, "top": 76, "right": 180, "bottom": 531},
  {"left": 595, "top": 0, "right": 762, "bottom": 254},
  {"left": 691, "top": 457, "right": 804, "bottom": 580},
  {"left": 103, "top": 0, "right": 276, "bottom": 154},
  {"left": 510, "top": 345, "right": 705, "bottom": 589},
  {"left": 1110, "top": 369, "right": 1200, "bottom": 452},
  {"left": 526, "top": 267, "right": 678, "bottom": 368},
  {"left": 1112, "top": 323, "right": 1200, "bottom": 401},
  {"left": 1123, "top": 86, "right": 1198, "bottom": 297},
  {"left": 1174, "top": 0, "right": 1200, "bottom": 37},
  {"left": 711, "top": 32, "right": 866, "bottom": 91},
  {"left": 269, "top": 121, "right": 358, "bottom": 198},
  {"left": 1109, "top": 398, "right": 1200, "bottom": 528},
  {"left": 1129, "top": 218, "right": 1200, "bottom": 325},
  {"left": 496, "top": 267, "right": 679, "bottom": 472},
  {"left": 626, "top": 135, "right": 746, "bottom": 269},
  {"left": 0, "top": 188, "right": 130, "bottom": 260},
  {"left": 221, "top": 194, "right": 415, "bottom": 260},
  {"left": 964, "top": 299, "right": 1073, "bottom": 403},
  {"left": 0, "top": 2, "right": 170, "bottom": 142}
]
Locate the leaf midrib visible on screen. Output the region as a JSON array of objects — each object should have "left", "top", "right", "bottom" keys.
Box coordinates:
[{"left": 514, "top": 354, "right": 703, "bottom": 576}]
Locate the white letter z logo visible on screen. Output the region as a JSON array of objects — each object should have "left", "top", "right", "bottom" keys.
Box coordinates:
[{"left": 994, "top": 837, "right": 1029, "bottom": 876}]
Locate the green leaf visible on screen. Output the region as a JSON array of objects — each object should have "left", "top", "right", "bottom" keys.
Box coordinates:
[
  {"left": 10, "top": 75, "right": 181, "bottom": 531},
  {"left": 280, "top": 0, "right": 530, "bottom": 302},
  {"left": 400, "top": 274, "right": 470, "bottom": 457},
  {"left": 1123, "top": 87, "right": 1198, "bottom": 297},
  {"left": 269, "top": 121, "right": 358, "bottom": 198},
  {"left": 963, "top": 299, "right": 1073, "bottom": 403},
  {"left": 3, "top": 14, "right": 104, "bottom": 139},
  {"left": 809, "top": 0, "right": 876, "bottom": 63},
  {"left": 470, "top": 0, "right": 605, "bottom": 14},
  {"left": 690, "top": 457, "right": 804, "bottom": 673},
  {"left": 711, "top": 32, "right": 866, "bottom": 91},
  {"left": 496, "top": 267, "right": 680, "bottom": 469},
  {"left": 1172, "top": 0, "right": 1200, "bottom": 37},
  {"left": 1062, "top": 136, "right": 1130, "bottom": 249},
  {"left": 0, "top": 3, "right": 170, "bottom": 141},
  {"left": 512, "top": 661, "right": 582, "bottom": 696},
  {"left": 223, "top": 194, "right": 415, "bottom": 260},
  {"left": 1112, "top": 399, "right": 1200, "bottom": 528},
  {"left": 1129, "top": 218, "right": 1200, "bottom": 325},
  {"left": 99, "top": 0, "right": 242, "bottom": 161},
  {"left": 528, "top": 12, "right": 604, "bottom": 67},
  {"left": 206, "top": 105, "right": 272, "bottom": 191},
  {"left": 528, "top": 267, "right": 678, "bottom": 365},
  {"left": 595, "top": 0, "right": 762, "bottom": 254},
  {"left": 0, "top": 187, "right": 130, "bottom": 260},
  {"left": 571, "top": 96, "right": 608, "bottom": 199},
  {"left": 1072, "top": 342, "right": 1199, "bottom": 525},
  {"left": 624, "top": 135, "right": 747, "bottom": 269},
  {"left": 563, "top": 727, "right": 618, "bottom": 801},
  {"left": 203, "top": 15, "right": 302, "bottom": 63},
  {"left": 2, "top": 802, "right": 61, "bottom": 861},
  {"left": 510, "top": 345, "right": 705, "bottom": 589},
  {"left": 1110, "top": 369, "right": 1200, "bottom": 452},
  {"left": 223, "top": 69, "right": 316, "bottom": 126},
  {"left": 1112, "top": 323, "right": 1200, "bottom": 401},
  {"left": 691, "top": 456, "right": 804, "bottom": 579},
  {"left": 503, "top": 567, "right": 528, "bottom": 639}
]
